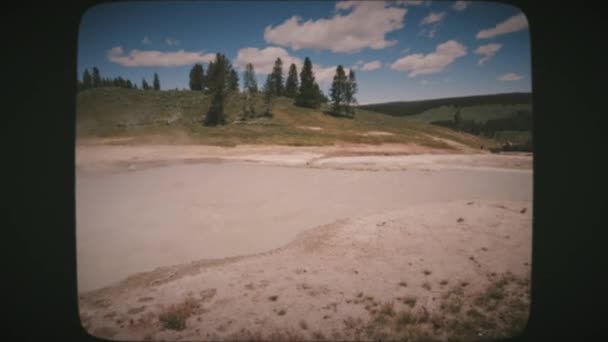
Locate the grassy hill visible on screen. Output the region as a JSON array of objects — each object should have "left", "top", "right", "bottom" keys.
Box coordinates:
[
  {"left": 403, "top": 104, "right": 532, "bottom": 124},
  {"left": 76, "top": 87, "right": 499, "bottom": 149},
  {"left": 359, "top": 93, "right": 532, "bottom": 118}
]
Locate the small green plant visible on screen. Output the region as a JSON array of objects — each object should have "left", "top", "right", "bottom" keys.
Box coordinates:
[{"left": 403, "top": 296, "right": 417, "bottom": 308}]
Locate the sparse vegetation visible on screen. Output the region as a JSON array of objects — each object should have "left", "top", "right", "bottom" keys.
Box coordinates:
[
  {"left": 268, "top": 295, "right": 278, "bottom": 301},
  {"left": 158, "top": 297, "right": 200, "bottom": 331},
  {"left": 403, "top": 296, "right": 417, "bottom": 308}
]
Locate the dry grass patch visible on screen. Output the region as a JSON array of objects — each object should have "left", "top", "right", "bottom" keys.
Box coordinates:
[{"left": 158, "top": 297, "right": 200, "bottom": 331}]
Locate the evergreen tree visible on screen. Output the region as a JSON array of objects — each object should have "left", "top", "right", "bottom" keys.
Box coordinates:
[
  {"left": 153, "top": 73, "right": 160, "bottom": 90},
  {"left": 330, "top": 65, "right": 348, "bottom": 115},
  {"left": 142, "top": 78, "right": 150, "bottom": 90},
  {"left": 345, "top": 69, "right": 358, "bottom": 116},
  {"left": 82, "top": 68, "right": 92, "bottom": 90},
  {"left": 270, "top": 58, "right": 284, "bottom": 96},
  {"left": 204, "top": 61, "right": 215, "bottom": 93},
  {"left": 204, "top": 53, "right": 230, "bottom": 125},
  {"left": 92, "top": 67, "right": 101, "bottom": 88},
  {"left": 295, "top": 57, "right": 321, "bottom": 109},
  {"left": 126, "top": 79, "right": 133, "bottom": 89},
  {"left": 262, "top": 74, "right": 276, "bottom": 115},
  {"left": 189, "top": 63, "right": 204, "bottom": 90},
  {"left": 243, "top": 63, "right": 258, "bottom": 94},
  {"left": 229, "top": 69, "right": 239, "bottom": 92},
  {"left": 284, "top": 63, "right": 299, "bottom": 98}
]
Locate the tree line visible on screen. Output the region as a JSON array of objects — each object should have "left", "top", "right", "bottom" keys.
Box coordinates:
[
  {"left": 189, "top": 54, "right": 358, "bottom": 125},
  {"left": 78, "top": 67, "right": 161, "bottom": 91}
]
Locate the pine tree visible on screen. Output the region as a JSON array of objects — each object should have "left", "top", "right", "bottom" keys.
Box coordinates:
[
  {"left": 241, "top": 63, "right": 258, "bottom": 118},
  {"left": 330, "top": 65, "right": 348, "bottom": 115},
  {"left": 82, "top": 68, "right": 92, "bottom": 90},
  {"left": 205, "top": 61, "right": 215, "bottom": 93},
  {"left": 189, "top": 63, "right": 204, "bottom": 90},
  {"left": 92, "top": 67, "right": 101, "bottom": 88},
  {"left": 126, "top": 79, "right": 133, "bottom": 89},
  {"left": 284, "top": 63, "right": 299, "bottom": 98},
  {"left": 263, "top": 74, "right": 276, "bottom": 115},
  {"left": 295, "top": 57, "right": 321, "bottom": 109},
  {"left": 270, "top": 58, "right": 284, "bottom": 96},
  {"left": 243, "top": 63, "right": 258, "bottom": 94},
  {"left": 153, "top": 73, "right": 160, "bottom": 90},
  {"left": 345, "top": 69, "right": 358, "bottom": 117},
  {"left": 229, "top": 69, "right": 239, "bottom": 93},
  {"left": 142, "top": 78, "right": 150, "bottom": 90},
  {"left": 204, "top": 53, "right": 230, "bottom": 126}
]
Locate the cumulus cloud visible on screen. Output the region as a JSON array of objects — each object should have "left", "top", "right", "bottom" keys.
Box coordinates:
[
  {"left": 107, "top": 46, "right": 215, "bottom": 67},
  {"left": 361, "top": 60, "right": 382, "bottom": 71},
  {"left": 353, "top": 60, "right": 382, "bottom": 71},
  {"left": 390, "top": 40, "right": 467, "bottom": 77},
  {"left": 452, "top": 1, "right": 472, "bottom": 11},
  {"left": 234, "top": 46, "right": 302, "bottom": 75},
  {"left": 477, "top": 13, "right": 528, "bottom": 39},
  {"left": 474, "top": 43, "right": 502, "bottom": 65},
  {"left": 421, "top": 12, "right": 446, "bottom": 25},
  {"left": 498, "top": 73, "right": 523, "bottom": 81},
  {"left": 142, "top": 36, "right": 151, "bottom": 45},
  {"left": 233, "top": 46, "right": 347, "bottom": 84},
  {"left": 264, "top": 1, "right": 407, "bottom": 53}
]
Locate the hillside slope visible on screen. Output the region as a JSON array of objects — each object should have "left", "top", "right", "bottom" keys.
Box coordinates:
[
  {"left": 359, "top": 93, "right": 532, "bottom": 117},
  {"left": 76, "top": 88, "right": 498, "bottom": 149}
]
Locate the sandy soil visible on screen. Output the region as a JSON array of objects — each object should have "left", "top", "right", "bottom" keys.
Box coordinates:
[
  {"left": 75, "top": 143, "right": 531, "bottom": 173},
  {"left": 76, "top": 142, "right": 533, "bottom": 341},
  {"left": 79, "top": 201, "right": 532, "bottom": 341}
]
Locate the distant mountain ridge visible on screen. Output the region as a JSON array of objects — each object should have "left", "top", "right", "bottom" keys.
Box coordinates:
[{"left": 359, "top": 93, "right": 532, "bottom": 117}]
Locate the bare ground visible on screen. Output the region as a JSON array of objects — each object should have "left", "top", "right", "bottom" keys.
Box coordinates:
[
  {"left": 79, "top": 200, "right": 532, "bottom": 341},
  {"left": 77, "top": 141, "right": 533, "bottom": 341}
]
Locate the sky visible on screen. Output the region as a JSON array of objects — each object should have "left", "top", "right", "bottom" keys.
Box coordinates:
[{"left": 78, "top": 0, "right": 532, "bottom": 104}]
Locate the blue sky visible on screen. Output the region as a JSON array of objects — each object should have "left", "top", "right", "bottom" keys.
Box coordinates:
[{"left": 78, "top": 0, "right": 531, "bottom": 104}]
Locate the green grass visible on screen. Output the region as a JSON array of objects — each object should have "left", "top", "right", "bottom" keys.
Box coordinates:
[
  {"left": 76, "top": 88, "right": 500, "bottom": 149},
  {"left": 404, "top": 104, "right": 532, "bottom": 124}
]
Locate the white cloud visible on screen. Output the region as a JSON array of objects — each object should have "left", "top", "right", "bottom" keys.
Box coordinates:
[
  {"left": 107, "top": 46, "right": 215, "bottom": 67},
  {"left": 498, "top": 73, "right": 523, "bottom": 81},
  {"left": 452, "top": 1, "right": 472, "bottom": 11},
  {"left": 165, "top": 38, "right": 180, "bottom": 46},
  {"left": 353, "top": 60, "right": 382, "bottom": 71},
  {"left": 390, "top": 40, "right": 467, "bottom": 77},
  {"left": 142, "top": 36, "right": 151, "bottom": 45},
  {"left": 421, "top": 12, "right": 445, "bottom": 25},
  {"left": 234, "top": 46, "right": 302, "bottom": 75},
  {"left": 361, "top": 60, "right": 382, "bottom": 71},
  {"left": 264, "top": 1, "right": 407, "bottom": 53},
  {"left": 477, "top": 13, "right": 528, "bottom": 39},
  {"left": 233, "top": 46, "right": 346, "bottom": 84},
  {"left": 474, "top": 43, "right": 502, "bottom": 65}
]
